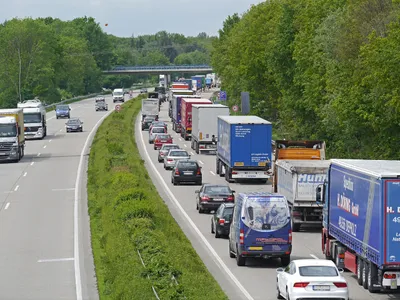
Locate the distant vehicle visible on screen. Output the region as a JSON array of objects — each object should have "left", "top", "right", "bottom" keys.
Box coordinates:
[
  {"left": 65, "top": 118, "right": 83, "bottom": 133},
  {"left": 141, "top": 116, "right": 156, "bottom": 131},
  {"left": 229, "top": 192, "right": 292, "bottom": 266},
  {"left": 148, "top": 126, "right": 167, "bottom": 144},
  {"left": 95, "top": 97, "right": 108, "bottom": 111},
  {"left": 55, "top": 104, "right": 71, "bottom": 119},
  {"left": 0, "top": 108, "right": 25, "bottom": 162},
  {"left": 163, "top": 149, "right": 190, "bottom": 170},
  {"left": 211, "top": 203, "right": 235, "bottom": 238},
  {"left": 158, "top": 144, "right": 180, "bottom": 162},
  {"left": 112, "top": 88, "right": 124, "bottom": 103},
  {"left": 276, "top": 259, "right": 348, "bottom": 300},
  {"left": 171, "top": 159, "right": 202, "bottom": 186},
  {"left": 153, "top": 133, "right": 173, "bottom": 150},
  {"left": 17, "top": 99, "right": 47, "bottom": 139},
  {"left": 141, "top": 98, "right": 159, "bottom": 120},
  {"left": 149, "top": 121, "right": 167, "bottom": 132},
  {"left": 140, "top": 88, "right": 148, "bottom": 94},
  {"left": 195, "top": 184, "right": 235, "bottom": 213}
]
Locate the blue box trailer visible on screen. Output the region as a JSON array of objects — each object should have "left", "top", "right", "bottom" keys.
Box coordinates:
[
  {"left": 182, "top": 79, "right": 192, "bottom": 89},
  {"left": 191, "top": 76, "right": 202, "bottom": 89},
  {"left": 216, "top": 115, "right": 272, "bottom": 183},
  {"left": 317, "top": 159, "right": 400, "bottom": 293}
]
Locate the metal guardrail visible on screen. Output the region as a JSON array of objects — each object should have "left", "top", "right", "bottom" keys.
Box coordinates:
[
  {"left": 108, "top": 65, "right": 212, "bottom": 71},
  {"left": 43, "top": 92, "right": 111, "bottom": 110}
]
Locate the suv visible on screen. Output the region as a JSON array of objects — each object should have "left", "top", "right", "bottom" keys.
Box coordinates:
[
  {"left": 171, "top": 159, "right": 202, "bottom": 186},
  {"left": 56, "top": 104, "right": 70, "bottom": 119}
]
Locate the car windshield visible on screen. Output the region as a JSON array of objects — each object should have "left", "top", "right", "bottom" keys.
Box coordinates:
[
  {"left": 152, "top": 122, "right": 165, "bottom": 126},
  {"left": 96, "top": 99, "right": 105, "bottom": 103},
  {"left": 152, "top": 127, "right": 165, "bottom": 133},
  {"left": 162, "top": 145, "right": 179, "bottom": 150},
  {"left": 242, "top": 197, "right": 289, "bottom": 231},
  {"left": 67, "top": 120, "right": 80, "bottom": 125},
  {"left": 23, "top": 113, "right": 41, "bottom": 123},
  {"left": 169, "top": 151, "right": 188, "bottom": 157},
  {"left": 114, "top": 92, "right": 123, "bottom": 96},
  {"left": 204, "top": 186, "right": 231, "bottom": 194},
  {"left": 177, "top": 161, "right": 197, "bottom": 169},
  {"left": 299, "top": 266, "right": 338, "bottom": 277},
  {"left": 145, "top": 118, "right": 155, "bottom": 122},
  {"left": 57, "top": 105, "right": 69, "bottom": 110}
]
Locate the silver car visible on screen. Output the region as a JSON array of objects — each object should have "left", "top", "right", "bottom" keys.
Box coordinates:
[
  {"left": 149, "top": 126, "right": 166, "bottom": 144},
  {"left": 163, "top": 149, "right": 190, "bottom": 170},
  {"left": 158, "top": 144, "right": 180, "bottom": 162}
]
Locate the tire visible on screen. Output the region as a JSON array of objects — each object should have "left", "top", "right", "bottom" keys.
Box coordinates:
[
  {"left": 216, "top": 159, "right": 220, "bottom": 174},
  {"left": 236, "top": 245, "right": 246, "bottom": 266},
  {"left": 291, "top": 217, "right": 301, "bottom": 232},
  {"left": 357, "top": 257, "right": 363, "bottom": 286},
  {"left": 281, "top": 255, "right": 290, "bottom": 266},
  {"left": 173, "top": 179, "right": 178, "bottom": 186},
  {"left": 215, "top": 226, "right": 221, "bottom": 238},
  {"left": 199, "top": 206, "right": 204, "bottom": 213},
  {"left": 195, "top": 142, "right": 199, "bottom": 154},
  {"left": 367, "top": 262, "right": 378, "bottom": 293},
  {"left": 362, "top": 260, "right": 369, "bottom": 289},
  {"left": 211, "top": 220, "right": 214, "bottom": 233},
  {"left": 276, "top": 282, "right": 284, "bottom": 299},
  {"left": 229, "top": 242, "right": 235, "bottom": 258},
  {"left": 56, "top": 116, "right": 59, "bottom": 119}
]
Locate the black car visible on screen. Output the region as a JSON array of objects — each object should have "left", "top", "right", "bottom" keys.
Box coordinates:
[
  {"left": 141, "top": 116, "right": 156, "bottom": 131},
  {"left": 65, "top": 118, "right": 83, "bottom": 132},
  {"left": 211, "top": 203, "right": 234, "bottom": 238},
  {"left": 171, "top": 160, "right": 202, "bottom": 185},
  {"left": 195, "top": 184, "right": 235, "bottom": 213}
]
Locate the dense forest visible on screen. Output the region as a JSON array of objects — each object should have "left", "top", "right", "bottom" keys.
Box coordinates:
[
  {"left": 0, "top": 17, "right": 214, "bottom": 107},
  {"left": 212, "top": 0, "right": 400, "bottom": 159}
]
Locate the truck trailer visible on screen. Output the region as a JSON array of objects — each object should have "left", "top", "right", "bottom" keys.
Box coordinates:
[
  {"left": 180, "top": 98, "right": 212, "bottom": 140},
  {"left": 17, "top": 99, "right": 47, "bottom": 139},
  {"left": 216, "top": 116, "right": 272, "bottom": 183},
  {"left": 0, "top": 109, "right": 25, "bottom": 162},
  {"left": 316, "top": 159, "right": 400, "bottom": 293},
  {"left": 191, "top": 104, "right": 229, "bottom": 154},
  {"left": 275, "top": 159, "right": 331, "bottom": 232},
  {"left": 170, "top": 95, "right": 201, "bottom": 133},
  {"left": 141, "top": 98, "right": 159, "bottom": 120}
]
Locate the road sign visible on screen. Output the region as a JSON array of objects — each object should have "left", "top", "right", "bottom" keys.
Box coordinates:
[
  {"left": 115, "top": 104, "right": 121, "bottom": 112},
  {"left": 219, "top": 91, "right": 227, "bottom": 101},
  {"left": 232, "top": 105, "right": 239, "bottom": 112}
]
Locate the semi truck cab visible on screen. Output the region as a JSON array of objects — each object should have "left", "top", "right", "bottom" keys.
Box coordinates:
[{"left": 17, "top": 99, "right": 47, "bottom": 140}]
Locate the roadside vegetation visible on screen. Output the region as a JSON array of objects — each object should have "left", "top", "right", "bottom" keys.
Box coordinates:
[
  {"left": 87, "top": 95, "right": 227, "bottom": 299},
  {"left": 212, "top": 0, "right": 400, "bottom": 159}
]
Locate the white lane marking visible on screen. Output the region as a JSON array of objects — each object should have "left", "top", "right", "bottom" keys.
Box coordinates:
[
  {"left": 38, "top": 257, "right": 74, "bottom": 263},
  {"left": 310, "top": 254, "right": 319, "bottom": 259},
  {"left": 49, "top": 139, "right": 52, "bottom": 142},
  {"left": 59, "top": 129, "right": 62, "bottom": 132},
  {"left": 190, "top": 152, "right": 194, "bottom": 155},
  {"left": 3, "top": 191, "right": 13, "bottom": 194},
  {"left": 52, "top": 188, "right": 75, "bottom": 191},
  {"left": 210, "top": 171, "right": 216, "bottom": 176},
  {"left": 183, "top": 144, "right": 187, "bottom": 148},
  {"left": 74, "top": 108, "right": 114, "bottom": 300},
  {"left": 4, "top": 203, "right": 10, "bottom": 210},
  {"left": 199, "top": 160, "right": 204, "bottom": 165},
  {"left": 179, "top": 138, "right": 182, "bottom": 141},
  {"left": 30, "top": 162, "right": 34, "bottom": 166},
  {"left": 43, "top": 145, "right": 47, "bottom": 149},
  {"left": 14, "top": 185, "right": 19, "bottom": 192},
  {"left": 138, "top": 119, "right": 254, "bottom": 300},
  {"left": 23, "top": 172, "right": 27, "bottom": 177},
  {"left": 37, "top": 153, "right": 41, "bottom": 157}
]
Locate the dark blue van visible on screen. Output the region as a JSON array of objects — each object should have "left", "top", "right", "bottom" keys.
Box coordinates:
[
  {"left": 56, "top": 105, "right": 70, "bottom": 119},
  {"left": 229, "top": 192, "right": 292, "bottom": 266}
]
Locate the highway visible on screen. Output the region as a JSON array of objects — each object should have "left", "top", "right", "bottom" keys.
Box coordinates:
[
  {"left": 0, "top": 92, "right": 137, "bottom": 300},
  {"left": 135, "top": 90, "right": 398, "bottom": 300}
]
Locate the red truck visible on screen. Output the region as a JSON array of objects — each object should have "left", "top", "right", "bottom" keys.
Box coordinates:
[
  {"left": 172, "top": 83, "right": 189, "bottom": 89},
  {"left": 180, "top": 98, "right": 212, "bottom": 140}
]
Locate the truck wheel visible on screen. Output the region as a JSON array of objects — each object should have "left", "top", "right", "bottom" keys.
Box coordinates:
[
  {"left": 219, "top": 163, "right": 224, "bottom": 177},
  {"left": 362, "top": 260, "right": 369, "bottom": 289},
  {"left": 291, "top": 217, "right": 301, "bottom": 232},
  {"left": 191, "top": 139, "right": 194, "bottom": 149},
  {"left": 195, "top": 142, "right": 199, "bottom": 154},
  {"left": 357, "top": 257, "right": 363, "bottom": 285},
  {"left": 216, "top": 159, "right": 220, "bottom": 174},
  {"left": 367, "top": 262, "right": 378, "bottom": 293}
]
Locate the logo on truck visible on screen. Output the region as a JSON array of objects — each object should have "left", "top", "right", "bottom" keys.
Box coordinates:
[
  {"left": 343, "top": 176, "right": 354, "bottom": 191},
  {"left": 297, "top": 174, "right": 326, "bottom": 183}
]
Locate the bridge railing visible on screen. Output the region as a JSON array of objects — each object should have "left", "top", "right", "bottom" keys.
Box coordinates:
[{"left": 107, "top": 65, "right": 212, "bottom": 71}]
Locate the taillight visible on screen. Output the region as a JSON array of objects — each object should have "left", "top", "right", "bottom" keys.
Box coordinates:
[
  {"left": 239, "top": 229, "right": 244, "bottom": 244},
  {"left": 227, "top": 195, "right": 234, "bottom": 201},
  {"left": 293, "top": 282, "right": 309, "bottom": 288},
  {"left": 196, "top": 168, "right": 202, "bottom": 175},
  {"left": 200, "top": 196, "right": 209, "bottom": 202},
  {"left": 288, "top": 229, "right": 292, "bottom": 243},
  {"left": 384, "top": 273, "right": 397, "bottom": 279},
  {"left": 167, "top": 158, "right": 173, "bottom": 162},
  {"left": 333, "top": 282, "right": 347, "bottom": 288},
  {"left": 219, "top": 219, "right": 225, "bottom": 225},
  {"left": 175, "top": 169, "right": 179, "bottom": 175},
  {"left": 160, "top": 152, "right": 165, "bottom": 156}
]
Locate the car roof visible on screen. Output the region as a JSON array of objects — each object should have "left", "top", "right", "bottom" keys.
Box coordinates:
[
  {"left": 151, "top": 126, "right": 165, "bottom": 130},
  {"left": 222, "top": 203, "right": 235, "bottom": 208},
  {"left": 292, "top": 259, "right": 337, "bottom": 267},
  {"left": 162, "top": 144, "right": 178, "bottom": 147},
  {"left": 203, "top": 184, "right": 230, "bottom": 188},
  {"left": 69, "top": 117, "right": 80, "bottom": 120}
]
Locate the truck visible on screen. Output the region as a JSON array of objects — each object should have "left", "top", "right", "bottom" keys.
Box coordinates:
[
  {"left": 316, "top": 159, "right": 400, "bottom": 293},
  {"left": 216, "top": 116, "right": 272, "bottom": 183},
  {"left": 180, "top": 98, "right": 212, "bottom": 140},
  {"left": 275, "top": 160, "right": 331, "bottom": 232},
  {"left": 17, "top": 99, "right": 47, "bottom": 139},
  {"left": 0, "top": 109, "right": 25, "bottom": 162},
  {"left": 168, "top": 89, "right": 195, "bottom": 118},
  {"left": 171, "top": 82, "right": 189, "bottom": 90},
  {"left": 112, "top": 88, "right": 125, "bottom": 102},
  {"left": 141, "top": 98, "right": 159, "bottom": 121},
  {"left": 171, "top": 95, "right": 201, "bottom": 133},
  {"left": 191, "top": 76, "right": 203, "bottom": 90},
  {"left": 191, "top": 104, "right": 229, "bottom": 154}
]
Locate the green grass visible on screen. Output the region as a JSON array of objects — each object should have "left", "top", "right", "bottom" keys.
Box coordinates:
[{"left": 87, "top": 95, "right": 228, "bottom": 300}]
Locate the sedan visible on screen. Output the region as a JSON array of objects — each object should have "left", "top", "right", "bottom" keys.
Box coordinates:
[
  {"left": 210, "top": 203, "right": 234, "bottom": 238},
  {"left": 276, "top": 259, "right": 349, "bottom": 300},
  {"left": 158, "top": 144, "right": 180, "bottom": 162},
  {"left": 153, "top": 134, "right": 173, "bottom": 150},
  {"left": 140, "top": 88, "right": 148, "bottom": 93},
  {"left": 149, "top": 126, "right": 167, "bottom": 144},
  {"left": 149, "top": 121, "right": 167, "bottom": 132},
  {"left": 65, "top": 118, "right": 83, "bottom": 132},
  {"left": 141, "top": 116, "right": 156, "bottom": 131},
  {"left": 171, "top": 159, "right": 202, "bottom": 185},
  {"left": 195, "top": 184, "right": 235, "bottom": 213},
  {"left": 163, "top": 149, "right": 190, "bottom": 170}
]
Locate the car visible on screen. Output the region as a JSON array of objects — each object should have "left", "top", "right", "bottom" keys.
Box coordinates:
[
  {"left": 163, "top": 149, "right": 190, "bottom": 170},
  {"left": 65, "top": 118, "right": 83, "bottom": 132},
  {"left": 195, "top": 184, "right": 235, "bottom": 213},
  {"left": 149, "top": 121, "right": 167, "bottom": 132},
  {"left": 210, "top": 203, "right": 234, "bottom": 238},
  {"left": 276, "top": 259, "right": 348, "bottom": 300},
  {"left": 171, "top": 159, "right": 202, "bottom": 186},
  {"left": 148, "top": 126, "right": 167, "bottom": 144},
  {"left": 153, "top": 133, "right": 173, "bottom": 150},
  {"left": 56, "top": 104, "right": 70, "bottom": 119},
  {"left": 95, "top": 97, "right": 108, "bottom": 111},
  {"left": 141, "top": 116, "right": 156, "bottom": 131},
  {"left": 158, "top": 144, "right": 180, "bottom": 162},
  {"left": 140, "top": 88, "right": 148, "bottom": 93}
]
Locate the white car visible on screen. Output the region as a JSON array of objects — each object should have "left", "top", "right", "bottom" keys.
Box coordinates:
[{"left": 276, "top": 259, "right": 349, "bottom": 300}]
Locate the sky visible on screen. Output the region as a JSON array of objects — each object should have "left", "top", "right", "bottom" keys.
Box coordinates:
[{"left": 1, "top": 0, "right": 264, "bottom": 37}]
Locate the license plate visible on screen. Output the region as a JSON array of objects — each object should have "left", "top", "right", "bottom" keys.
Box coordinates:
[
  {"left": 313, "top": 285, "right": 330, "bottom": 291},
  {"left": 247, "top": 175, "right": 257, "bottom": 178},
  {"left": 249, "top": 246, "right": 263, "bottom": 250},
  {"left": 212, "top": 198, "right": 224, "bottom": 201},
  {"left": 183, "top": 171, "right": 193, "bottom": 175},
  {"left": 391, "top": 279, "right": 397, "bottom": 289},
  {"left": 0, "top": 153, "right": 6, "bottom": 156},
  {"left": 161, "top": 140, "right": 167, "bottom": 142}
]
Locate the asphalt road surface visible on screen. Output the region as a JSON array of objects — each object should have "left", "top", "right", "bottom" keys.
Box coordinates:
[
  {"left": 135, "top": 90, "right": 400, "bottom": 300},
  {"left": 0, "top": 92, "right": 138, "bottom": 300}
]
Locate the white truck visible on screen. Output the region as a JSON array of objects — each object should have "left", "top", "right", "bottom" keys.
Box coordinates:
[
  {"left": 0, "top": 109, "right": 25, "bottom": 162},
  {"left": 275, "top": 159, "right": 331, "bottom": 232},
  {"left": 17, "top": 99, "right": 47, "bottom": 139},
  {"left": 141, "top": 98, "right": 159, "bottom": 121},
  {"left": 113, "top": 88, "right": 125, "bottom": 103},
  {"left": 191, "top": 104, "right": 229, "bottom": 154}
]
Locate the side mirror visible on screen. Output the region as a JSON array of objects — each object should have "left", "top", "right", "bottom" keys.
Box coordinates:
[
  {"left": 195, "top": 190, "right": 200, "bottom": 193},
  {"left": 81, "top": 122, "right": 84, "bottom": 124},
  {"left": 65, "top": 123, "right": 68, "bottom": 125},
  {"left": 231, "top": 190, "right": 236, "bottom": 193},
  {"left": 338, "top": 268, "right": 344, "bottom": 273},
  {"left": 276, "top": 268, "right": 284, "bottom": 273}
]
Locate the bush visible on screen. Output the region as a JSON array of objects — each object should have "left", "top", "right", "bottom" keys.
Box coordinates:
[{"left": 88, "top": 95, "right": 228, "bottom": 299}]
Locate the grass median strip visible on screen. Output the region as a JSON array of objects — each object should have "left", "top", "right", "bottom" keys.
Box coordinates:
[{"left": 87, "top": 95, "right": 228, "bottom": 299}]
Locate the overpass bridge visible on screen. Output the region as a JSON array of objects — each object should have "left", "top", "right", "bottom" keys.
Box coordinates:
[{"left": 102, "top": 64, "right": 213, "bottom": 75}]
